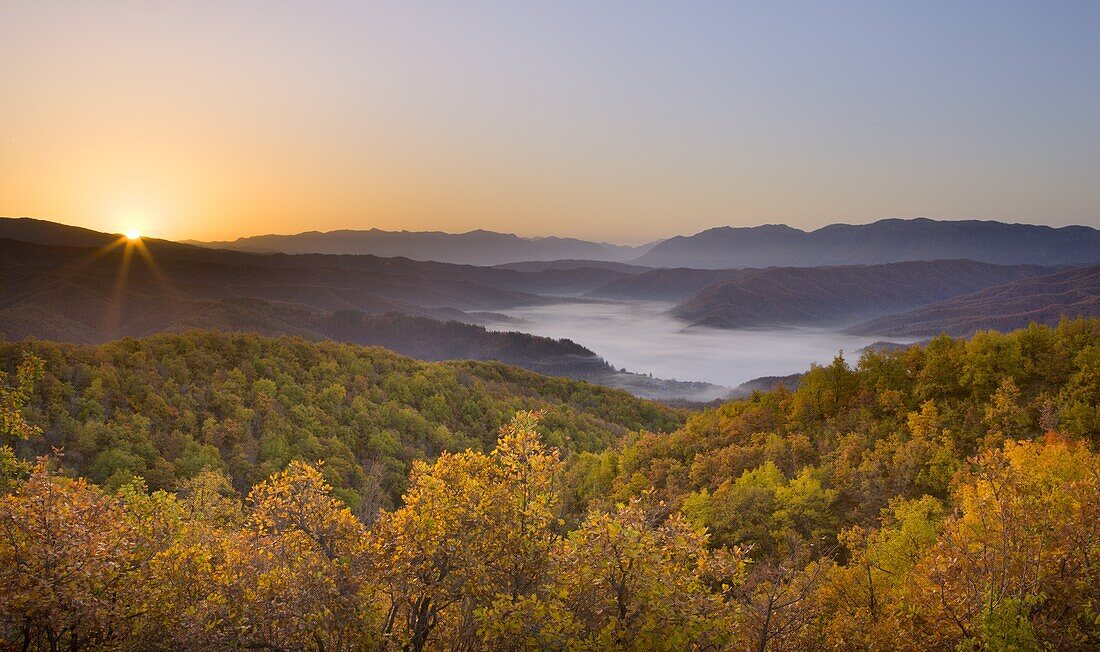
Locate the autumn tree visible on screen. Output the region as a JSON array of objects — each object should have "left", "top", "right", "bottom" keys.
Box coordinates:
[
  {"left": 115, "top": 478, "right": 226, "bottom": 651},
  {"left": 732, "top": 537, "right": 832, "bottom": 652},
  {"left": 0, "top": 353, "right": 42, "bottom": 494},
  {"left": 484, "top": 492, "right": 746, "bottom": 651},
  {"left": 682, "top": 461, "right": 838, "bottom": 558},
  {"left": 916, "top": 436, "right": 1100, "bottom": 649},
  {"left": 0, "top": 459, "right": 138, "bottom": 652},
  {"left": 369, "top": 410, "right": 562, "bottom": 651},
  {"left": 220, "top": 460, "right": 379, "bottom": 651},
  {"left": 0, "top": 352, "right": 42, "bottom": 442},
  {"left": 810, "top": 495, "right": 946, "bottom": 651}
]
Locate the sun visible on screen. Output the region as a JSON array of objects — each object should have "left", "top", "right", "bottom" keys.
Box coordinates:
[{"left": 125, "top": 229, "right": 142, "bottom": 241}]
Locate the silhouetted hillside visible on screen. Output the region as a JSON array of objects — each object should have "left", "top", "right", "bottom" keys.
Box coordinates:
[
  {"left": 0, "top": 216, "right": 129, "bottom": 248},
  {"left": 493, "top": 259, "right": 650, "bottom": 274},
  {"left": 0, "top": 218, "right": 637, "bottom": 297},
  {"left": 850, "top": 265, "right": 1100, "bottom": 337},
  {"left": 188, "top": 227, "right": 659, "bottom": 265},
  {"left": 586, "top": 267, "right": 750, "bottom": 301},
  {"left": 0, "top": 235, "right": 612, "bottom": 361},
  {"left": 726, "top": 373, "right": 804, "bottom": 398},
  {"left": 321, "top": 311, "right": 616, "bottom": 377},
  {"left": 0, "top": 231, "right": 725, "bottom": 400},
  {"left": 671, "top": 260, "right": 1060, "bottom": 328},
  {"left": 635, "top": 218, "right": 1100, "bottom": 269}
]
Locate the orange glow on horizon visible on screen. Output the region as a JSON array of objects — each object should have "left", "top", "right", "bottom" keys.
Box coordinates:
[{"left": 2, "top": 3, "right": 1097, "bottom": 242}]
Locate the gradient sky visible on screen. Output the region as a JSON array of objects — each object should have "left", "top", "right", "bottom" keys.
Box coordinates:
[{"left": 2, "top": 1, "right": 1099, "bottom": 243}]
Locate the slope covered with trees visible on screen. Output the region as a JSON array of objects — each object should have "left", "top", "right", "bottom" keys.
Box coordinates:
[
  {"left": 0, "top": 332, "right": 683, "bottom": 511},
  {"left": 850, "top": 264, "right": 1100, "bottom": 337},
  {"left": 2, "top": 220, "right": 722, "bottom": 398},
  {"left": 564, "top": 318, "right": 1100, "bottom": 649},
  {"left": 670, "top": 259, "right": 1059, "bottom": 328},
  {"left": 0, "top": 219, "right": 637, "bottom": 311},
  {"left": 1, "top": 321, "right": 1099, "bottom": 651},
  {"left": 586, "top": 266, "right": 750, "bottom": 301}
]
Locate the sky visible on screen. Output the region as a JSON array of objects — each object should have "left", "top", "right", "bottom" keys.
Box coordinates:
[{"left": 2, "top": 1, "right": 1099, "bottom": 243}]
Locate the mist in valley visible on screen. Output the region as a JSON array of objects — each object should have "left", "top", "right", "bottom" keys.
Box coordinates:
[{"left": 483, "top": 301, "right": 909, "bottom": 389}]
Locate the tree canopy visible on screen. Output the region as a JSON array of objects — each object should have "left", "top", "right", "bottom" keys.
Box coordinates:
[{"left": 2, "top": 320, "right": 1099, "bottom": 650}]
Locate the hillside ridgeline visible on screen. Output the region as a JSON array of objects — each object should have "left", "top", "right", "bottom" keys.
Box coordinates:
[
  {"left": 1, "top": 331, "right": 684, "bottom": 510},
  {"left": 849, "top": 264, "right": 1100, "bottom": 336},
  {"left": 636, "top": 217, "right": 1100, "bottom": 268},
  {"left": 1, "top": 320, "right": 1098, "bottom": 650},
  {"left": 186, "top": 226, "right": 659, "bottom": 265},
  {"left": 670, "top": 259, "right": 1061, "bottom": 328}
]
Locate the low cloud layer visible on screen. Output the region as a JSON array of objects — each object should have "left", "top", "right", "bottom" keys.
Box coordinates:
[{"left": 484, "top": 301, "right": 902, "bottom": 387}]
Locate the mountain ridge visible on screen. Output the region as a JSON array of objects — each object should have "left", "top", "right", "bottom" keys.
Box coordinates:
[
  {"left": 848, "top": 265, "right": 1100, "bottom": 337},
  {"left": 0, "top": 228, "right": 725, "bottom": 401},
  {"left": 634, "top": 217, "right": 1100, "bottom": 268},
  {"left": 185, "top": 226, "right": 661, "bottom": 265},
  {"left": 670, "top": 259, "right": 1065, "bottom": 329}
]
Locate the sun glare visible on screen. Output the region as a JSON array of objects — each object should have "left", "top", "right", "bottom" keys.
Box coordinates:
[{"left": 125, "top": 229, "right": 142, "bottom": 241}]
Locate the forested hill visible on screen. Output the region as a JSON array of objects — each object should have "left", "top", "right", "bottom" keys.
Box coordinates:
[
  {"left": 0, "top": 220, "right": 729, "bottom": 401},
  {"left": 635, "top": 217, "right": 1100, "bottom": 268},
  {"left": 0, "top": 234, "right": 726, "bottom": 399},
  {"left": 0, "top": 218, "right": 637, "bottom": 304},
  {"left": 1, "top": 321, "right": 1098, "bottom": 651},
  {"left": 321, "top": 311, "right": 614, "bottom": 377},
  {"left": 557, "top": 318, "right": 1100, "bottom": 649},
  {"left": 670, "top": 259, "right": 1059, "bottom": 328},
  {"left": 849, "top": 264, "right": 1100, "bottom": 337},
  {"left": 586, "top": 266, "right": 750, "bottom": 301},
  {"left": 0, "top": 332, "right": 684, "bottom": 510},
  {"left": 187, "top": 227, "right": 657, "bottom": 265}
]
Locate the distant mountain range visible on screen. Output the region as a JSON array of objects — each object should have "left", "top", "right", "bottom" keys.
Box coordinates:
[
  {"left": 634, "top": 218, "right": 1100, "bottom": 269},
  {"left": 0, "top": 218, "right": 643, "bottom": 305},
  {"left": 0, "top": 219, "right": 723, "bottom": 400},
  {"left": 0, "top": 218, "right": 615, "bottom": 359},
  {"left": 4, "top": 216, "right": 1099, "bottom": 395},
  {"left": 188, "top": 227, "right": 660, "bottom": 265},
  {"left": 586, "top": 268, "right": 749, "bottom": 302},
  {"left": 849, "top": 265, "right": 1100, "bottom": 337},
  {"left": 20, "top": 215, "right": 1100, "bottom": 271},
  {"left": 669, "top": 260, "right": 1062, "bottom": 329},
  {"left": 493, "top": 259, "right": 651, "bottom": 274}
]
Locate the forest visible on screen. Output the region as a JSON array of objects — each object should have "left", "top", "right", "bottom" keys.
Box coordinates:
[
  {"left": 0, "top": 332, "right": 683, "bottom": 511},
  {"left": 1, "top": 319, "right": 1099, "bottom": 651}
]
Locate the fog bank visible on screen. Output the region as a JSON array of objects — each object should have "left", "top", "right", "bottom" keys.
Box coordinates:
[{"left": 484, "top": 301, "right": 910, "bottom": 388}]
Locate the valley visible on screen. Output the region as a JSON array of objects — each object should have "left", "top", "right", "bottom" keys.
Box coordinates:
[
  {"left": 4, "top": 217, "right": 1099, "bottom": 403},
  {"left": 479, "top": 300, "right": 904, "bottom": 390},
  {"left": 5, "top": 6, "right": 1100, "bottom": 649}
]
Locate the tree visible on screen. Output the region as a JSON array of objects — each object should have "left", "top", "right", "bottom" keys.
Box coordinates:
[
  {"left": 982, "top": 377, "right": 1031, "bottom": 447},
  {"left": 734, "top": 538, "right": 831, "bottom": 652},
  {"left": 0, "top": 459, "right": 138, "bottom": 652},
  {"left": 116, "top": 478, "right": 226, "bottom": 651},
  {"left": 1, "top": 352, "right": 43, "bottom": 442},
  {"left": 221, "top": 460, "right": 378, "bottom": 651},
  {"left": 811, "top": 496, "right": 946, "bottom": 651},
  {"left": 369, "top": 411, "right": 563, "bottom": 651},
  {"left": 485, "top": 492, "right": 745, "bottom": 651},
  {"left": 916, "top": 437, "right": 1100, "bottom": 649},
  {"left": 177, "top": 469, "right": 245, "bottom": 529},
  {"left": 683, "top": 462, "right": 837, "bottom": 558}
]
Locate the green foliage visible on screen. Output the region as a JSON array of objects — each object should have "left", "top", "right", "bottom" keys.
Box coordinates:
[
  {"left": 1, "top": 321, "right": 1100, "bottom": 650},
  {"left": 594, "top": 319, "right": 1100, "bottom": 563},
  {"left": 0, "top": 332, "right": 683, "bottom": 507},
  {"left": 0, "top": 352, "right": 43, "bottom": 441},
  {"left": 978, "top": 596, "right": 1042, "bottom": 652}
]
